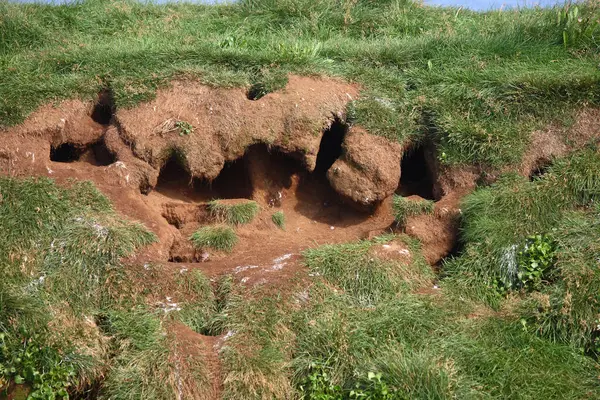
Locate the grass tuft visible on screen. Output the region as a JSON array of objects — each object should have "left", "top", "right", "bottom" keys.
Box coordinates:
[
  {"left": 303, "top": 235, "right": 433, "bottom": 306},
  {"left": 271, "top": 210, "right": 285, "bottom": 230},
  {"left": 392, "top": 195, "right": 435, "bottom": 224},
  {"left": 208, "top": 200, "right": 260, "bottom": 225},
  {"left": 189, "top": 225, "right": 238, "bottom": 252}
]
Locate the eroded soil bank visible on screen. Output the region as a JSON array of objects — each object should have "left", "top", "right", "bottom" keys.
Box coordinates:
[
  {"left": 0, "top": 76, "right": 480, "bottom": 278},
  {"left": 5, "top": 75, "right": 599, "bottom": 399}
]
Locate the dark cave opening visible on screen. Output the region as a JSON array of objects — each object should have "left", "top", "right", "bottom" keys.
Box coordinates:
[
  {"left": 314, "top": 118, "right": 347, "bottom": 175},
  {"left": 155, "top": 151, "right": 254, "bottom": 201},
  {"left": 90, "top": 89, "right": 115, "bottom": 125},
  {"left": 88, "top": 141, "right": 116, "bottom": 166},
  {"left": 529, "top": 158, "right": 552, "bottom": 181},
  {"left": 247, "top": 83, "right": 268, "bottom": 101},
  {"left": 50, "top": 143, "right": 85, "bottom": 163},
  {"left": 211, "top": 158, "right": 254, "bottom": 200},
  {"left": 397, "top": 145, "right": 436, "bottom": 200}
]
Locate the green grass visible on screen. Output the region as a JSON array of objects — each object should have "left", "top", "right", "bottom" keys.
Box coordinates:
[
  {"left": 190, "top": 224, "right": 238, "bottom": 252},
  {"left": 442, "top": 148, "right": 600, "bottom": 354},
  {"left": 271, "top": 210, "right": 285, "bottom": 229},
  {"left": 303, "top": 235, "right": 433, "bottom": 306},
  {"left": 0, "top": 177, "right": 181, "bottom": 398},
  {"left": 1, "top": 0, "right": 600, "bottom": 168},
  {"left": 176, "top": 271, "right": 233, "bottom": 336},
  {"left": 3, "top": 177, "right": 599, "bottom": 398},
  {"left": 219, "top": 236, "right": 600, "bottom": 400},
  {"left": 208, "top": 200, "right": 260, "bottom": 225},
  {"left": 95, "top": 308, "right": 176, "bottom": 400},
  {"left": 392, "top": 195, "right": 435, "bottom": 224},
  {"left": 3, "top": 1, "right": 600, "bottom": 397}
]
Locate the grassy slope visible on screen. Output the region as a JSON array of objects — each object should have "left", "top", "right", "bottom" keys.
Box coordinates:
[
  {"left": 2, "top": 0, "right": 600, "bottom": 398},
  {"left": 0, "top": 178, "right": 206, "bottom": 398},
  {"left": 219, "top": 235, "right": 600, "bottom": 399},
  {"left": 1, "top": 0, "right": 600, "bottom": 167}
]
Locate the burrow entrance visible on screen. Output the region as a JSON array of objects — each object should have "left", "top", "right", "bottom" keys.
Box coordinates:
[
  {"left": 314, "top": 118, "right": 347, "bottom": 175},
  {"left": 154, "top": 152, "right": 254, "bottom": 202},
  {"left": 90, "top": 89, "right": 115, "bottom": 125},
  {"left": 50, "top": 140, "right": 115, "bottom": 166},
  {"left": 396, "top": 144, "right": 438, "bottom": 201},
  {"left": 247, "top": 83, "right": 268, "bottom": 101},
  {"left": 154, "top": 114, "right": 350, "bottom": 206},
  {"left": 529, "top": 158, "right": 552, "bottom": 181}
]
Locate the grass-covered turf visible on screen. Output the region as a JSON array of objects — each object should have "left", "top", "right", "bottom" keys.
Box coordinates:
[
  {"left": 303, "top": 234, "right": 434, "bottom": 306},
  {"left": 0, "top": 177, "right": 216, "bottom": 399},
  {"left": 271, "top": 210, "right": 285, "bottom": 230},
  {"left": 442, "top": 147, "right": 600, "bottom": 355},
  {"left": 392, "top": 194, "right": 435, "bottom": 224},
  {"left": 218, "top": 236, "right": 600, "bottom": 400},
  {"left": 3, "top": 0, "right": 600, "bottom": 398},
  {"left": 2, "top": 0, "right": 600, "bottom": 168},
  {"left": 190, "top": 224, "right": 238, "bottom": 252},
  {"left": 208, "top": 200, "right": 260, "bottom": 225},
  {"left": 176, "top": 271, "right": 233, "bottom": 336},
  {"left": 0, "top": 177, "right": 193, "bottom": 398}
]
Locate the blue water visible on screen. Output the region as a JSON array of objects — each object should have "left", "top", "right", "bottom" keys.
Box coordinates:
[{"left": 9, "top": 0, "right": 568, "bottom": 11}]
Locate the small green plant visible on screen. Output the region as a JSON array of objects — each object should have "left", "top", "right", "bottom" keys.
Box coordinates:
[
  {"left": 392, "top": 195, "right": 434, "bottom": 225},
  {"left": 208, "top": 200, "right": 260, "bottom": 225},
  {"left": 190, "top": 225, "right": 238, "bottom": 252},
  {"left": 0, "top": 332, "right": 76, "bottom": 399},
  {"left": 299, "top": 363, "right": 395, "bottom": 400},
  {"left": 516, "top": 234, "right": 556, "bottom": 291},
  {"left": 272, "top": 211, "right": 285, "bottom": 229},
  {"left": 299, "top": 362, "right": 343, "bottom": 400},
  {"left": 175, "top": 120, "right": 193, "bottom": 136},
  {"left": 350, "top": 372, "right": 394, "bottom": 400},
  {"left": 557, "top": 3, "right": 600, "bottom": 48}
]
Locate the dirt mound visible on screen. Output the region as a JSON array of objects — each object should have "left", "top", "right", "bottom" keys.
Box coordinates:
[
  {"left": 404, "top": 193, "right": 462, "bottom": 265},
  {"left": 328, "top": 127, "right": 402, "bottom": 208},
  {"left": 519, "top": 107, "right": 600, "bottom": 178},
  {"left": 0, "top": 74, "right": 488, "bottom": 273},
  {"left": 115, "top": 75, "right": 358, "bottom": 179},
  {"left": 0, "top": 75, "right": 408, "bottom": 209}
]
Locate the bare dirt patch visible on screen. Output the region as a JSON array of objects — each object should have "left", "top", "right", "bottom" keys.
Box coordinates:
[
  {"left": 519, "top": 106, "right": 600, "bottom": 178},
  {"left": 169, "top": 322, "right": 222, "bottom": 400},
  {"left": 0, "top": 75, "right": 409, "bottom": 280}
]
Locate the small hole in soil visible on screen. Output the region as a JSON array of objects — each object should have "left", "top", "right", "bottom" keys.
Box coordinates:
[
  {"left": 247, "top": 83, "right": 267, "bottom": 100},
  {"left": 155, "top": 152, "right": 196, "bottom": 197},
  {"left": 314, "top": 118, "right": 347, "bottom": 175},
  {"left": 397, "top": 145, "right": 436, "bottom": 200},
  {"left": 88, "top": 141, "right": 116, "bottom": 166},
  {"left": 529, "top": 159, "right": 552, "bottom": 181},
  {"left": 90, "top": 89, "right": 115, "bottom": 125},
  {"left": 212, "top": 159, "right": 254, "bottom": 199},
  {"left": 50, "top": 143, "right": 85, "bottom": 163},
  {"left": 434, "top": 237, "right": 463, "bottom": 271},
  {"left": 154, "top": 151, "right": 254, "bottom": 201}
]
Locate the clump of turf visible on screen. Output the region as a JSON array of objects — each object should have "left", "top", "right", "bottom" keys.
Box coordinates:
[
  {"left": 443, "top": 149, "right": 600, "bottom": 354},
  {"left": 392, "top": 195, "right": 434, "bottom": 224},
  {"left": 208, "top": 200, "right": 260, "bottom": 225},
  {"left": 303, "top": 235, "right": 433, "bottom": 306},
  {"left": 272, "top": 211, "right": 285, "bottom": 229},
  {"left": 0, "top": 177, "right": 160, "bottom": 399},
  {"left": 190, "top": 225, "right": 238, "bottom": 252},
  {"left": 176, "top": 271, "right": 234, "bottom": 336}
]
